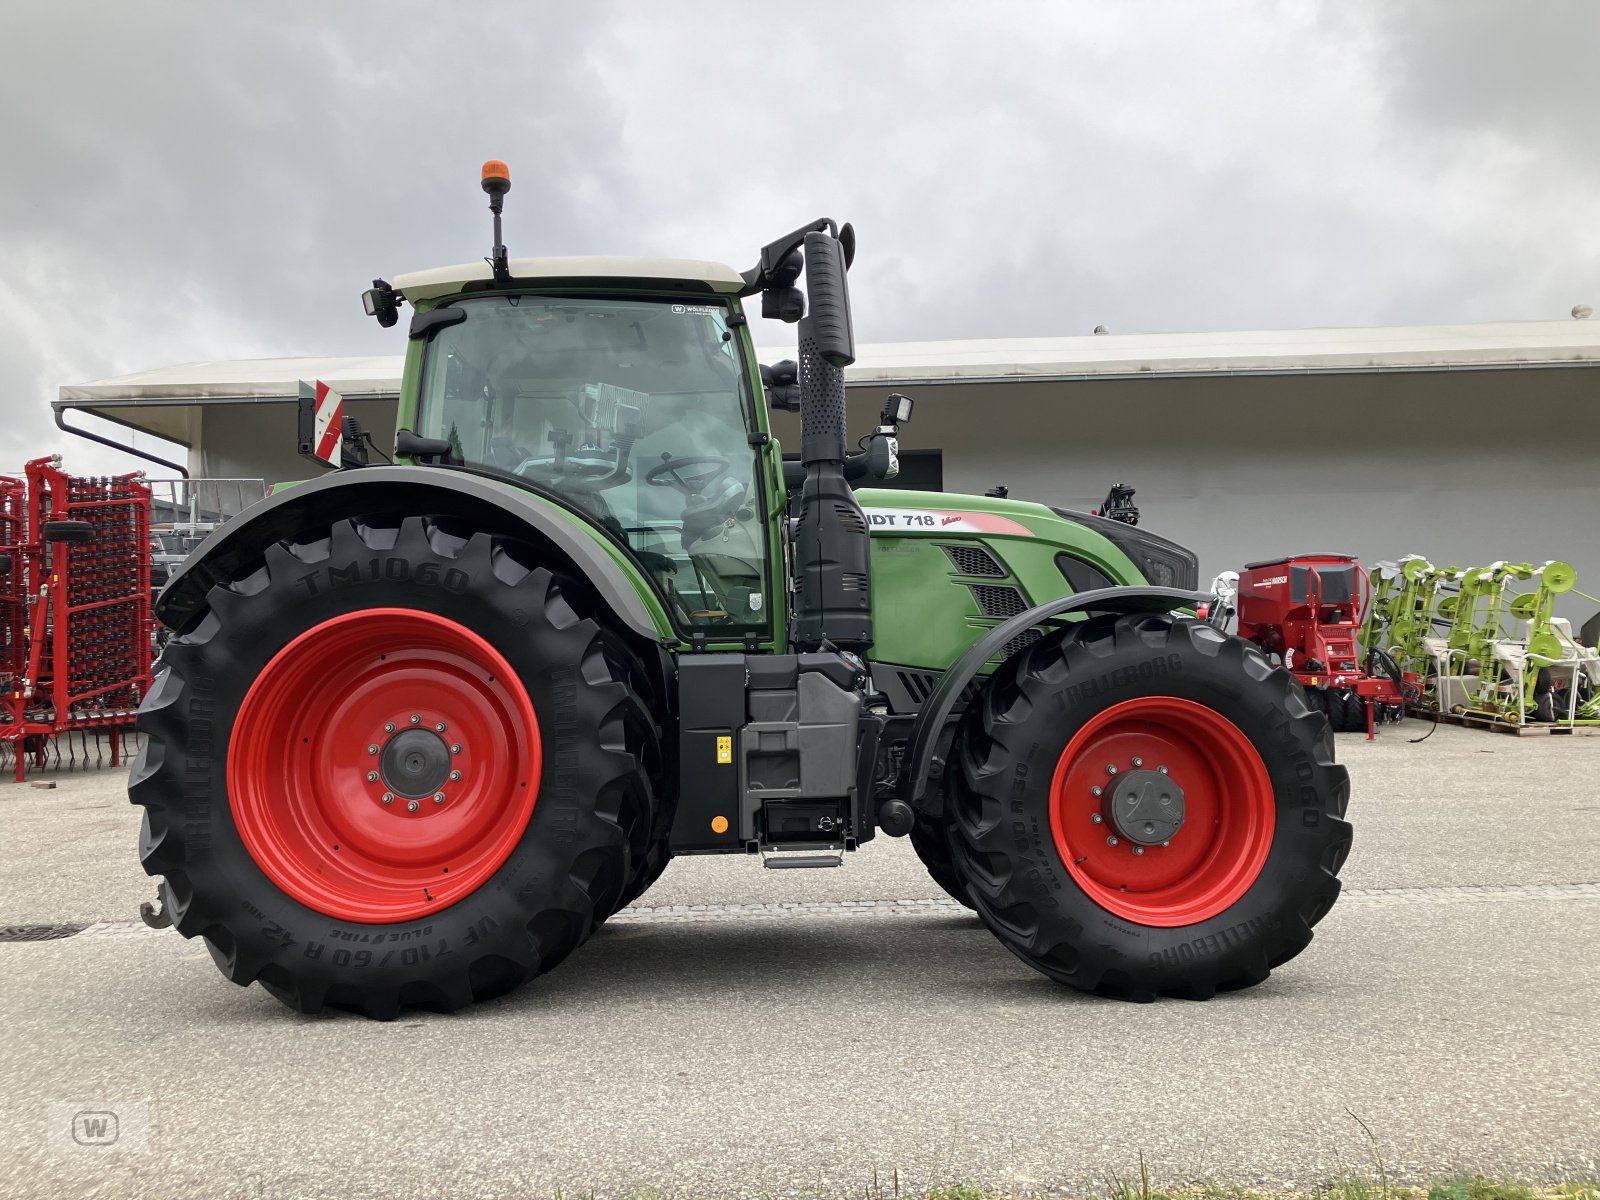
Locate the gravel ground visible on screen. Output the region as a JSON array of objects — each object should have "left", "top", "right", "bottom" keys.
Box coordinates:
[{"left": 1, "top": 723, "right": 1597, "bottom": 1199}]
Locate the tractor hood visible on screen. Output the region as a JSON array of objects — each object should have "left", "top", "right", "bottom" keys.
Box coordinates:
[{"left": 855, "top": 488, "right": 1199, "bottom": 592}]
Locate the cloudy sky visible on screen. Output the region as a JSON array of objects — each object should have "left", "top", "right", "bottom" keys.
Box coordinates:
[{"left": 1, "top": 0, "right": 1595, "bottom": 475}]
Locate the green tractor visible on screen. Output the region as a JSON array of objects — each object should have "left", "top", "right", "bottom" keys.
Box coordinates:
[{"left": 132, "top": 162, "right": 1350, "bottom": 1016}]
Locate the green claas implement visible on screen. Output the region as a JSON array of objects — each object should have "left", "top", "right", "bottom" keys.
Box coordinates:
[{"left": 131, "top": 162, "right": 1351, "bottom": 1016}]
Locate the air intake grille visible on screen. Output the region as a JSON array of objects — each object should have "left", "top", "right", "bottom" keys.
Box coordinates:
[
  {"left": 833, "top": 505, "right": 867, "bottom": 535},
  {"left": 970, "top": 584, "right": 1028, "bottom": 619},
  {"left": 889, "top": 668, "right": 985, "bottom": 711},
  {"left": 895, "top": 669, "right": 938, "bottom": 704},
  {"left": 942, "top": 545, "right": 1005, "bottom": 577},
  {"left": 999, "top": 628, "right": 1044, "bottom": 660}
]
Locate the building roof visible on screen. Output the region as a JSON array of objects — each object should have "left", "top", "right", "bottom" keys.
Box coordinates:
[
  {"left": 392, "top": 256, "right": 747, "bottom": 302},
  {"left": 58, "top": 355, "right": 403, "bottom": 406},
  {"left": 55, "top": 319, "right": 1600, "bottom": 447},
  {"left": 827, "top": 318, "right": 1600, "bottom": 386}
]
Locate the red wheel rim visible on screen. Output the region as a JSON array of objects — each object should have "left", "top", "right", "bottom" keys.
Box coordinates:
[
  {"left": 228, "top": 608, "right": 540, "bottom": 923},
  {"left": 1048, "top": 697, "right": 1274, "bottom": 927}
]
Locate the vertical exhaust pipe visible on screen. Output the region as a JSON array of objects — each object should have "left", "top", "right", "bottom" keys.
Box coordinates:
[{"left": 791, "top": 229, "right": 872, "bottom": 651}]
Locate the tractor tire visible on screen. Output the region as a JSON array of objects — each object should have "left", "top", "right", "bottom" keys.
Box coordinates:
[
  {"left": 910, "top": 814, "right": 974, "bottom": 909},
  {"left": 131, "top": 514, "right": 661, "bottom": 1017},
  {"left": 1324, "top": 689, "right": 1350, "bottom": 732},
  {"left": 946, "top": 612, "right": 1350, "bottom": 1001},
  {"left": 1342, "top": 692, "right": 1367, "bottom": 733},
  {"left": 1304, "top": 685, "right": 1329, "bottom": 723},
  {"left": 612, "top": 652, "right": 672, "bottom": 910},
  {"left": 1322, "top": 689, "right": 1346, "bottom": 731},
  {"left": 42, "top": 519, "right": 96, "bottom": 544}
]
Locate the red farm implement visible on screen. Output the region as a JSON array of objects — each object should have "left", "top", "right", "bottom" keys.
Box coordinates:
[
  {"left": 0, "top": 457, "right": 153, "bottom": 781},
  {"left": 1236, "top": 553, "right": 1411, "bottom": 738}
]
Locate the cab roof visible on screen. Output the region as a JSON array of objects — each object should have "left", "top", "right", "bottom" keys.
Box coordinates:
[{"left": 392, "top": 256, "right": 746, "bottom": 302}]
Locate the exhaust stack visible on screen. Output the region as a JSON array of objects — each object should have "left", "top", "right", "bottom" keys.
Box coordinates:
[{"left": 789, "top": 228, "right": 871, "bottom": 651}]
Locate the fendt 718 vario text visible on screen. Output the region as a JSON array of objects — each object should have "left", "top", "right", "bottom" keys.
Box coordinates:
[{"left": 132, "top": 162, "right": 1351, "bottom": 1016}]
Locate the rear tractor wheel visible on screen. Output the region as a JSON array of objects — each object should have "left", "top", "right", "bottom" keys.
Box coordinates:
[
  {"left": 132, "top": 515, "right": 662, "bottom": 1017},
  {"left": 946, "top": 612, "right": 1350, "bottom": 1000}
]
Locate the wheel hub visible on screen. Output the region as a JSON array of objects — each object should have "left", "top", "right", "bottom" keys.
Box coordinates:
[
  {"left": 228, "top": 607, "right": 540, "bottom": 924},
  {"left": 1048, "top": 696, "right": 1276, "bottom": 927},
  {"left": 1104, "top": 768, "right": 1186, "bottom": 846},
  {"left": 379, "top": 728, "right": 452, "bottom": 799}
]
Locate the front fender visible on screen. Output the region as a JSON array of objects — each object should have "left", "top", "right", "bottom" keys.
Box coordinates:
[
  {"left": 902, "top": 586, "right": 1205, "bottom": 809},
  {"left": 156, "top": 466, "right": 669, "bottom": 642}
]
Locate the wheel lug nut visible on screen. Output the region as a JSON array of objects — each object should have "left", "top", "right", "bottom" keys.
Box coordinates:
[
  {"left": 1131, "top": 756, "right": 1143, "bottom": 768},
  {"left": 1090, "top": 785, "right": 1103, "bottom": 797},
  {"left": 1157, "top": 765, "right": 1169, "bottom": 775},
  {"left": 407, "top": 799, "right": 420, "bottom": 812},
  {"left": 1106, "top": 764, "right": 1118, "bottom": 776},
  {"left": 435, "top": 722, "right": 447, "bottom": 733},
  {"left": 450, "top": 743, "right": 462, "bottom": 755},
  {"left": 384, "top": 722, "right": 396, "bottom": 734},
  {"left": 366, "top": 771, "right": 379, "bottom": 783},
  {"left": 1133, "top": 846, "right": 1145, "bottom": 856},
  {"left": 367, "top": 744, "right": 379, "bottom": 756},
  {"left": 1106, "top": 836, "right": 1119, "bottom": 847},
  {"left": 449, "top": 770, "right": 462, "bottom": 782},
  {"left": 433, "top": 792, "right": 446, "bottom": 804},
  {"left": 1090, "top": 813, "right": 1103, "bottom": 824},
  {"left": 1161, "top": 840, "right": 1170, "bottom": 847},
  {"left": 410, "top": 714, "right": 422, "bottom": 725},
  {"left": 381, "top": 792, "right": 394, "bottom": 805}
]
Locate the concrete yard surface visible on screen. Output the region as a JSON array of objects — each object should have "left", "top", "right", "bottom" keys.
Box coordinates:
[{"left": 1, "top": 723, "right": 1597, "bottom": 1199}]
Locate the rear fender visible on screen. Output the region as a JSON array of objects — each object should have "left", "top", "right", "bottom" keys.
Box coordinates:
[
  {"left": 155, "top": 466, "right": 668, "bottom": 642},
  {"left": 902, "top": 586, "right": 1205, "bottom": 809}
]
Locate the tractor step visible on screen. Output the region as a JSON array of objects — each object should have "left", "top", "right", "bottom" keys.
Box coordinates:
[{"left": 763, "top": 854, "right": 844, "bottom": 870}]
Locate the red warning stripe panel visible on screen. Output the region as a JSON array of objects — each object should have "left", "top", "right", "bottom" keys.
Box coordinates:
[{"left": 313, "top": 381, "right": 344, "bottom": 467}]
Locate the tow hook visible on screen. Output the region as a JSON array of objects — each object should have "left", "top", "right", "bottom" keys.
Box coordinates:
[{"left": 139, "top": 889, "right": 172, "bottom": 929}]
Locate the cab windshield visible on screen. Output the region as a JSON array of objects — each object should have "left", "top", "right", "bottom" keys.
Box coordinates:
[{"left": 417, "top": 294, "right": 770, "bottom": 632}]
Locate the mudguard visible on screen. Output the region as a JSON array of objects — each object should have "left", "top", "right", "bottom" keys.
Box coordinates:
[
  {"left": 901, "top": 585, "right": 1205, "bottom": 809},
  {"left": 155, "top": 465, "right": 666, "bottom": 641}
]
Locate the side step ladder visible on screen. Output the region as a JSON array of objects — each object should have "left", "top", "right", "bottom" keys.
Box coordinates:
[{"left": 762, "top": 853, "right": 843, "bottom": 870}]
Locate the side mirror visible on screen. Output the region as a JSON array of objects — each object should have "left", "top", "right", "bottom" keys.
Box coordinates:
[{"left": 761, "top": 361, "right": 801, "bottom": 412}]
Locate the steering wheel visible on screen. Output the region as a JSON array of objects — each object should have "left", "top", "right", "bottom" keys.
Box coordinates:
[{"left": 644, "top": 454, "right": 730, "bottom": 496}]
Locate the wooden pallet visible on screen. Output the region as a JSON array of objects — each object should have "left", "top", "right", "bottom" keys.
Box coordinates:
[{"left": 1406, "top": 706, "right": 1600, "bottom": 736}]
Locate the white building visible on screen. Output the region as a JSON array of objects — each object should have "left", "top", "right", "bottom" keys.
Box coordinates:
[{"left": 56, "top": 319, "right": 1600, "bottom": 606}]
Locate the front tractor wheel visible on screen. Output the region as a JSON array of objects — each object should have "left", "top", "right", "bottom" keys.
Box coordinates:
[
  {"left": 132, "top": 515, "right": 661, "bottom": 1017},
  {"left": 947, "top": 613, "right": 1350, "bottom": 1000}
]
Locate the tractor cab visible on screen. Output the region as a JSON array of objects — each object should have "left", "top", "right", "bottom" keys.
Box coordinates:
[{"left": 397, "top": 274, "right": 772, "bottom": 633}]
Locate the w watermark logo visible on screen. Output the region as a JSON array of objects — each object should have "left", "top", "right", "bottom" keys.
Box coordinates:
[
  {"left": 47, "top": 1101, "right": 150, "bottom": 1154},
  {"left": 73, "top": 1112, "right": 118, "bottom": 1146}
]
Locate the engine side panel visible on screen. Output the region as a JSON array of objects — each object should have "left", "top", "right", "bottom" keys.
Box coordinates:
[{"left": 855, "top": 489, "right": 1149, "bottom": 673}]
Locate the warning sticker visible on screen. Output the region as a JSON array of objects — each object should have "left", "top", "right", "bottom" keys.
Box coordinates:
[{"left": 716, "top": 735, "right": 732, "bottom": 764}]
